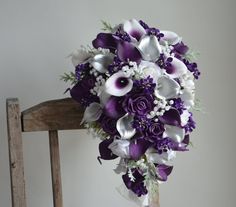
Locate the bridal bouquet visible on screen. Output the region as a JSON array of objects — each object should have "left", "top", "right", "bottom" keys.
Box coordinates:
[{"left": 62, "top": 19, "right": 200, "bottom": 206}]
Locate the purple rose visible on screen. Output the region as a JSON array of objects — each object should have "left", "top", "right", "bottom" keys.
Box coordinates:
[
  {"left": 70, "top": 74, "right": 99, "bottom": 106},
  {"left": 122, "top": 169, "right": 148, "bottom": 197},
  {"left": 123, "top": 93, "right": 154, "bottom": 116},
  {"left": 144, "top": 122, "right": 164, "bottom": 140},
  {"left": 99, "top": 115, "right": 118, "bottom": 136}
]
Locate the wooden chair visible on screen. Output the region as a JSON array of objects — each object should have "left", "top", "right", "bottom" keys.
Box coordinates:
[
  {"left": 6, "top": 98, "right": 161, "bottom": 207},
  {"left": 6, "top": 98, "right": 84, "bottom": 207}
]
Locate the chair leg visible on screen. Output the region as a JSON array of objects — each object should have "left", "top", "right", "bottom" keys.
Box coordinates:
[
  {"left": 49, "top": 130, "right": 63, "bottom": 207},
  {"left": 6, "top": 98, "right": 27, "bottom": 207}
]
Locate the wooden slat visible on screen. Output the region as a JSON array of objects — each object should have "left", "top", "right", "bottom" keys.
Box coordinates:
[
  {"left": 21, "top": 98, "right": 85, "bottom": 132},
  {"left": 49, "top": 130, "right": 63, "bottom": 207},
  {"left": 6, "top": 98, "right": 27, "bottom": 207}
]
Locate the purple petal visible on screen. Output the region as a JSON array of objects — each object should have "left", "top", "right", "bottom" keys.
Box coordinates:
[
  {"left": 92, "top": 33, "right": 119, "bottom": 50},
  {"left": 117, "top": 41, "right": 142, "bottom": 62},
  {"left": 182, "top": 134, "right": 190, "bottom": 145},
  {"left": 173, "top": 42, "right": 189, "bottom": 55},
  {"left": 129, "top": 139, "right": 151, "bottom": 160},
  {"left": 157, "top": 164, "right": 173, "bottom": 181},
  {"left": 104, "top": 96, "right": 125, "bottom": 119},
  {"left": 159, "top": 108, "right": 181, "bottom": 127},
  {"left": 98, "top": 138, "right": 118, "bottom": 160}
]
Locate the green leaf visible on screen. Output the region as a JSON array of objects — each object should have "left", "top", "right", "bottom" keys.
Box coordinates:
[
  {"left": 184, "top": 50, "right": 200, "bottom": 61},
  {"left": 101, "top": 20, "right": 113, "bottom": 31},
  {"left": 60, "top": 72, "right": 77, "bottom": 85}
]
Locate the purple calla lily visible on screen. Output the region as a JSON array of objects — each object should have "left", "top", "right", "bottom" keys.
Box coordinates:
[
  {"left": 157, "top": 164, "right": 173, "bottom": 181},
  {"left": 92, "top": 33, "right": 120, "bottom": 51},
  {"left": 129, "top": 139, "right": 151, "bottom": 160},
  {"left": 159, "top": 108, "right": 181, "bottom": 127},
  {"left": 117, "top": 41, "right": 142, "bottom": 62}
]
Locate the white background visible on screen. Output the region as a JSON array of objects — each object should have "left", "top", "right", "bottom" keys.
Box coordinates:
[{"left": 0, "top": 0, "right": 236, "bottom": 206}]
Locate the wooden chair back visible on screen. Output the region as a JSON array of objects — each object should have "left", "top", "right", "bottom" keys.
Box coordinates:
[{"left": 6, "top": 98, "right": 84, "bottom": 207}]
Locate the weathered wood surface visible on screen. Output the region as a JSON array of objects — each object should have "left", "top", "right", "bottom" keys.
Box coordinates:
[
  {"left": 6, "top": 98, "right": 27, "bottom": 207},
  {"left": 49, "top": 130, "right": 63, "bottom": 207},
  {"left": 22, "top": 98, "right": 85, "bottom": 132}
]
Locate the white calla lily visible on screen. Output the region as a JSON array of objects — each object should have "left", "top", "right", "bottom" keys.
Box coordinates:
[
  {"left": 146, "top": 148, "right": 176, "bottom": 164},
  {"left": 108, "top": 139, "right": 130, "bottom": 158},
  {"left": 180, "top": 110, "right": 191, "bottom": 126},
  {"left": 155, "top": 76, "right": 180, "bottom": 99},
  {"left": 81, "top": 102, "right": 102, "bottom": 124},
  {"left": 70, "top": 49, "right": 91, "bottom": 67},
  {"left": 123, "top": 19, "right": 146, "bottom": 41},
  {"left": 98, "top": 89, "right": 111, "bottom": 106},
  {"left": 163, "top": 124, "right": 185, "bottom": 143},
  {"left": 160, "top": 31, "right": 181, "bottom": 45},
  {"left": 180, "top": 89, "right": 195, "bottom": 109},
  {"left": 89, "top": 53, "right": 114, "bottom": 73},
  {"left": 116, "top": 113, "right": 136, "bottom": 139},
  {"left": 138, "top": 35, "right": 162, "bottom": 62},
  {"left": 165, "top": 56, "right": 188, "bottom": 78},
  {"left": 105, "top": 71, "right": 133, "bottom": 96},
  {"left": 139, "top": 61, "right": 161, "bottom": 83},
  {"left": 114, "top": 158, "right": 127, "bottom": 174}
]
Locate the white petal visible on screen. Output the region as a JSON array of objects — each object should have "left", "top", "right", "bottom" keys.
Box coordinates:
[
  {"left": 180, "top": 89, "right": 195, "bottom": 109},
  {"left": 105, "top": 71, "right": 133, "bottom": 96},
  {"left": 138, "top": 35, "right": 162, "bottom": 62},
  {"left": 114, "top": 158, "right": 127, "bottom": 174},
  {"left": 70, "top": 49, "right": 91, "bottom": 67},
  {"left": 163, "top": 124, "right": 185, "bottom": 143},
  {"left": 98, "top": 89, "right": 111, "bottom": 106},
  {"left": 139, "top": 61, "right": 161, "bottom": 83},
  {"left": 108, "top": 139, "right": 130, "bottom": 158},
  {"left": 165, "top": 56, "right": 188, "bottom": 78},
  {"left": 81, "top": 102, "right": 102, "bottom": 124},
  {"left": 116, "top": 113, "right": 136, "bottom": 139},
  {"left": 146, "top": 149, "right": 176, "bottom": 164},
  {"left": 160, "top": 31, "right": 181, "bottom": 45},
  {"left": 156, "top": 76, "right": 180, "bottom": 99},
  {"left": 89, "top": 53, "right": 114, "bottom": 73},
  {"left": 123, "top": 19, "right": 146, "bottom": 40},
  {"left": 180, "top": 110, "right": 191, "bottom": 126}
]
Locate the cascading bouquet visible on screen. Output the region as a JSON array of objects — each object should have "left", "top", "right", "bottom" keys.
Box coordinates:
[{"left": 62, "top": 19, "right": 200, "bottom": 206}]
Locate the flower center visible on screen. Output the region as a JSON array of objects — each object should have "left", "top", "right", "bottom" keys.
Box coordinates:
[{"left": 116, "top": 77, "right": 129, "bottom": 89}]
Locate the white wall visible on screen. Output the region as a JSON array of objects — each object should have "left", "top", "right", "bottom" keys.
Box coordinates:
[{"left": 0, "top": 0, "right": 236, "bottom": 206}]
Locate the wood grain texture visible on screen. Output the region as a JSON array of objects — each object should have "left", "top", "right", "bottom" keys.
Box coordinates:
[
  {"left": 6, "top": 98, "right": 27, "bottom": 207},
  {"left": 21, "top": 98, "right": 85, "bottom": 132},
  {"left": 49, "top": 130, "right": 63, "bottom": 207}
]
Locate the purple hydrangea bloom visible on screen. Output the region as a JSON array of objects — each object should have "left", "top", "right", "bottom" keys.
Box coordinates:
[
  {"left": 183, "top": 59, "right": 201, "bottom": 79},
  {"left": 184, "top": 112, "right": 196, "bottom": 133},
  {"left": 75, "top": 63, "right": 91, "bottom": 80},
  {"left": 70, "top": 74, "right": 99, "bottom": 107},
  {"left": 115, "top": 27, "right": 132, "bottom": 42},
  {"left": 172, "top": 98, "right": 186, "bottom": 114},
  {"left": 139, "top": 20, "right": 150, "bottom": 30},
  {"left": 133, "top": 76, "right": 156, "bottom": 94}
]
